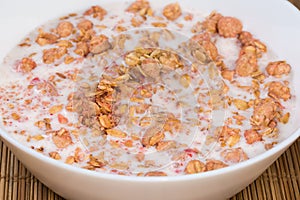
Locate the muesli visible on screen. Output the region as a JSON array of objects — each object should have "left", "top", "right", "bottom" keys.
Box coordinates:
[{"left": 0, "top": 0, "right": 294, "bottom": 176}]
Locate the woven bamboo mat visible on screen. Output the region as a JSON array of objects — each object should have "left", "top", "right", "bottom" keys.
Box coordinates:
[
  {"left": 1, "top": 1, "right": 300, "bottom": 199},
  {"left": 0, "top": 138, "right": 299, "bottom": 200}
]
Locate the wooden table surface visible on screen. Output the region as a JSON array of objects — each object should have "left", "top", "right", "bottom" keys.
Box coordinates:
[{"left": 0, "top": 1, "right": 300, "bottom": 200}]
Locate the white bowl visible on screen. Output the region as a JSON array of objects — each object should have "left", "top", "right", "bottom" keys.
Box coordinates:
[{"left": 0, "top": 0, "right": 299, "bottom": 199}]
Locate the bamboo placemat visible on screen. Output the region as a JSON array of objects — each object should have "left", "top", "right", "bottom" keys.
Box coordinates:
[
  {"left": 0, "top": 138, "right": 299, "bottom": 200},
  {"left": 1, "top": 1, "right": 300, "bottom": 199}
]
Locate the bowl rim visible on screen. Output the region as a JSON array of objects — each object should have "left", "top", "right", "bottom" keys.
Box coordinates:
[{"left": 0, "top": 0, "right": 300, "bottom": 183}]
